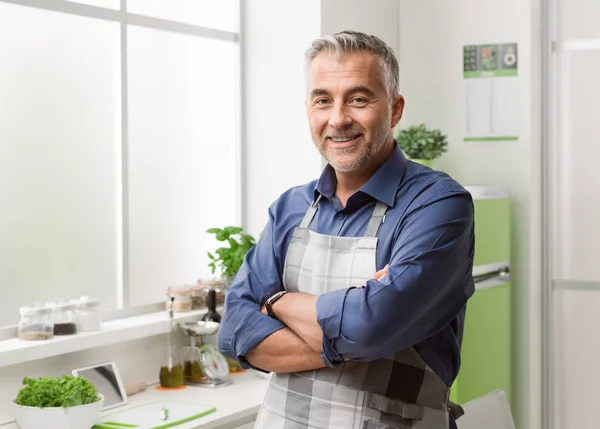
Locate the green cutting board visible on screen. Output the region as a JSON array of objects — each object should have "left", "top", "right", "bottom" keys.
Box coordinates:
[{"left": 93, "top": 401, "right": 216, "bottom": 429}]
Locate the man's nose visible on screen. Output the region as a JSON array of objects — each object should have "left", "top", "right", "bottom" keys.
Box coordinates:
[{"left": 328, "top": 103, "right": 352, "bottom": 128}]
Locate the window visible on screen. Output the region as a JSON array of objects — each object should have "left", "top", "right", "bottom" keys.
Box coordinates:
[{"left": 0, "top": 0, "right": 240, "bottom": 326}]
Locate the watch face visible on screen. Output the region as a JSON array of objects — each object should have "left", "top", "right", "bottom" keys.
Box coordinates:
[
  {"left": 266, "top": 291, "right": 285, "bottom": 317},
  {"left": 268, "top": 291, "right": 283, "bottom": 304}
]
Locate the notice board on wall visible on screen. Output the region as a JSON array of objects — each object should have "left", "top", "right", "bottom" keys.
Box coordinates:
[{"left": 463, "top": 43, "right": 519, "bottom": 142}]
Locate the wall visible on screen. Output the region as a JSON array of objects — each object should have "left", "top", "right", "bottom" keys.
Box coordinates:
[
  {"left": 241, "top": 0, "right": 323, "bottom": 236},
  {"left": 397, "top": 2, "right": 542, "bottom": 429},
  {"left": 320, "top": 0, "right": 399, "bottom": 56}
]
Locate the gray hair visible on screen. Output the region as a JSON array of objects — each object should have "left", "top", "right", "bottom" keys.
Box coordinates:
[{"left": 304, "top": 30, "right": 400, "bottom": 99}]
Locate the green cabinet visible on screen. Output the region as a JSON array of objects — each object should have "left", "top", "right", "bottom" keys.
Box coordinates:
[{"left": 450, "top": 186, "right": 512, "bottom": 406}]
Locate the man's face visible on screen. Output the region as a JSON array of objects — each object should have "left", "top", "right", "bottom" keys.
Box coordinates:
[{"left": 306, "top": 52, "right": 404, "bottom": 173}]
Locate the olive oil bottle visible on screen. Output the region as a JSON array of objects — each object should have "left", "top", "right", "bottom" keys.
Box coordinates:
[{"left": 159, "top": 297, "right": 183, "bottom": 388}]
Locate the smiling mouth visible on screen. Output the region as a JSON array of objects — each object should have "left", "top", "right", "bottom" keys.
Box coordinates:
[{"left": 327, "top": 133, "right": 363, "bottom": 147}]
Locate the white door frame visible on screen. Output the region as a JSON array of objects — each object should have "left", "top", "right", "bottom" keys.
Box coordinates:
[{"left": 542, "top": 1, "right": 600, "bottom": 428}]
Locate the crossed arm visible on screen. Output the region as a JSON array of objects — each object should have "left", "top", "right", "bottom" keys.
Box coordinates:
[
  {"left": 245, "top": 266, "right": 389, "bottom": 372},
  {"left": 217, "top": 192, "right": 474, "bottom": 374}
]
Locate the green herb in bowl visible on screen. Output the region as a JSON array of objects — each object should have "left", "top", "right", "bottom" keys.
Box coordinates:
[
  {"left": 13, "top": 375, "right": 104, "bottom": 429},
  {"left": 15, "top": 375, "right": 101, "bottom": 408}
]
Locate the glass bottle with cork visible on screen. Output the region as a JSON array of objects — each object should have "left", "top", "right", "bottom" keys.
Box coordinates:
[
  {"left": 201, "top": 289, "right": 221, "bottom": 323},
  {"left": 159, "top": 297, "right": 184, "bottom": 388}
]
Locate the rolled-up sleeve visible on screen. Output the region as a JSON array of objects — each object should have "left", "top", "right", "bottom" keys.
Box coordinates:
[
  {"left": 217, "top": 208, "right": 286, "bottom": 370},
  {"left": 316, "top": 191, "right": 475, "bottom": 363}
]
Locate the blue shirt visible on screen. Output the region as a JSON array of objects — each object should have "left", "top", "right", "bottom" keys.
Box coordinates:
[{"left": 217, "top": 144, "right": 475, "bottom": 387}]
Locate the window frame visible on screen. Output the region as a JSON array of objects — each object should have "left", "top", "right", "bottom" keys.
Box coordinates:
[{"left": 0, "top": 0, "right": 242, "bottom": 336}]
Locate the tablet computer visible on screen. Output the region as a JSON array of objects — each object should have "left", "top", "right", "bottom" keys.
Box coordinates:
[{"left": 71, "top": 361, "right": 128, "bottom": 411}]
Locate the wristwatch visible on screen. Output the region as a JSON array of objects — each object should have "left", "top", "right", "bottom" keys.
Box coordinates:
[{"left": 265, "top": 290, "right": 287, "bottom": 319}]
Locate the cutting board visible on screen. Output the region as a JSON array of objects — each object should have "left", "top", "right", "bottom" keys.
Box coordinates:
[{"left": 93, "top": 401, "right": 216, "bottom": 429}]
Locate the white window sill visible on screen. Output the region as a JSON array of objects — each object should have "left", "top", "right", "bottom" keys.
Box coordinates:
[{"left": 0, "top": 309, "right": 208, "bottom": 368}]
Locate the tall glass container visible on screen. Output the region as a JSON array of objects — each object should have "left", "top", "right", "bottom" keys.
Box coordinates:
[{"left": 159, "top": 297, "right": 183, "bottom": 388}]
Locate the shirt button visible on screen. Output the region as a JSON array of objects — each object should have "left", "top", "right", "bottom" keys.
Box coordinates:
[{"left": 336, "top": 213, "right": 345, "bottom": 220}]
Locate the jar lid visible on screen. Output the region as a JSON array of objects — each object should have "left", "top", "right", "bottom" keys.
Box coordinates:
[
  {"left": 20, "top": 304, "right": 51, "bottom": 316},
  {"left": 196, "top": 280, "right": 225, "bottom": 292},
  {"left": 73, "top": 295, "right": 99, "bottom": 308},
  {"left": 47, "top": 299, "right": 76, "bottom": 312},
  {"left": 190, "top": 281, "right": 208, "bottom": 292},
  {"left": 167, "top": 286, "right": 191, "bottom": 295},
  {"left": 198, "top": 279, "right": 225, "bottom": 287}
]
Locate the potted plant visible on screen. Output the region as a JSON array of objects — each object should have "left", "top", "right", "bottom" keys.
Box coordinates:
[
  {"left": 394, "top": 123, "right": 449, "bottom": 168},
  {"left": 206, "top": 226, "right": 256, "bottom": 287},
  {"left": 12, "top": 375, "right": 104, "bottom": 429}
]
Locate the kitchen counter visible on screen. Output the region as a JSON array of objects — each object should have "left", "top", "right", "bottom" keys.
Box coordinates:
[{"left": 2, "top": 370, "right": 270, "bottom": 429}]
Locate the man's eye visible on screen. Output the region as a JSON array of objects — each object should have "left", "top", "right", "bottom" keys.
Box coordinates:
[
  {"left": 350, "top": 98, "right": 367, "bottom": 105},
  {"left": 314, "top": 98, "right": 330, "bottom": 105}
]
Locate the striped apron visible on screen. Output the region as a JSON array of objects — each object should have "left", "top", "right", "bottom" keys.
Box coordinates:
[{"left": 253, "top": 195, "right": 456, "bottom": 429}]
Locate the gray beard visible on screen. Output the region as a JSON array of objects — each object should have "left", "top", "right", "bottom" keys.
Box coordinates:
[{"left": 316, "top": 121, "right": 391, "bottom": 173}]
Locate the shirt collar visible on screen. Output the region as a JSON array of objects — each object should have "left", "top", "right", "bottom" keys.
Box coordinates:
[{"left": 314, "top": 142, "right": 407, "bottom": 208}]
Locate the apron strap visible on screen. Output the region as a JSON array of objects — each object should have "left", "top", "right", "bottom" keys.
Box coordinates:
[
  {"left": 299, "top": 194, "right": 322, "bottom": 229},
  {"left": 366, "top": 393, "right": 424, "bottom": 420},
  {"left": 448, "top": 401, "right": 465, "bottom": 420},
  {"left": 364, "top": 201, "right": 389, "bottom": 238},
  {"left": 300, "top": 195, "right": 388, "bottom": 237}
]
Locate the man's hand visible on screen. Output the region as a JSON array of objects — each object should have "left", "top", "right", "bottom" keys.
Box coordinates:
[
  {"left": 266, "top": 292, "right": 322, "bottom": 351},
  {"left": 374, "top": 264, "right": 390, "bottom": 281}
]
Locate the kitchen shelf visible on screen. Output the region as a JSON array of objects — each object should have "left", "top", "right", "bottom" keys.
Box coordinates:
[{"left": 0, "top": 309, "right": 207, "bottom": 369}]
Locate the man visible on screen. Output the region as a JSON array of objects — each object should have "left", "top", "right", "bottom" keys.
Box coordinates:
[{"left": 217, "top": 30, "right": 475, "bottom": 429}]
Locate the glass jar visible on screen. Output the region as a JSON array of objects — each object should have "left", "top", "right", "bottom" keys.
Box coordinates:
[
  {"left": 166, "top": 286, "right": 192, "bottom": 312},
  {"left": 72, "top": 296, "right": 101, "bottom": 331},
  {"left": 196, "top": 279, "right": 226, "bottom": 308},
  {"left": 190, "top": 284, "right": 206, "bottom": 310},
  {"left": 47, "top": 299, "right": 78, "bottom": 335},
  {"left": 18, "top": 304, "right": 54, "bottom": 341},
  {"left": 182, "top": 336, "right": 208, "bottom": 383}
]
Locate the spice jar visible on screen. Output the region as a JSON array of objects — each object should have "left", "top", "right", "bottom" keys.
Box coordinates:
[
  {"left": 18, "top": 304, "right": 54, "bottom": 341},
  {"left": 47, "top": 299, "right": 78, "bottom": 335},
  {"left": 190, "top": 284, "right": 206, "bottom": 310},
  {"left": 196, "top": 279, "right": 226, "bottom": 308},
  {"left": 166, "top": 286, "right": 192, "bottom": 312},
  {"left": 72, "top": 296, "right": 101, "bottom": 331}
]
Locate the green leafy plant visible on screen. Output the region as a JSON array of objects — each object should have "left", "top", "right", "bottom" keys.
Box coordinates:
[
  {"left": 207, "top": 226, "right": 256, "bottom": 280},
  {"left": 394, "top": 123, "right": 449, "bottom": 160},
  {"left": 14, "top": 375, "right": 100, "bottom": 408}
]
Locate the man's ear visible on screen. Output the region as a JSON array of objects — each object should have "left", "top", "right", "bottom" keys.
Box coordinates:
[{"left": 391, "top": 95, "right": 405, "bottom": 128}]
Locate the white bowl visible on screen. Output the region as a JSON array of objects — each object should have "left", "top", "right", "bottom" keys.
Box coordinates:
[{"left": 12, "top": 394, "right": 104, "bottom": 429}]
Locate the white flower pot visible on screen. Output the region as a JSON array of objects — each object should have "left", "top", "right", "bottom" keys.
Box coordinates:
[{"left": 12, "top": 394, "right": 104, "bottom": 429}]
